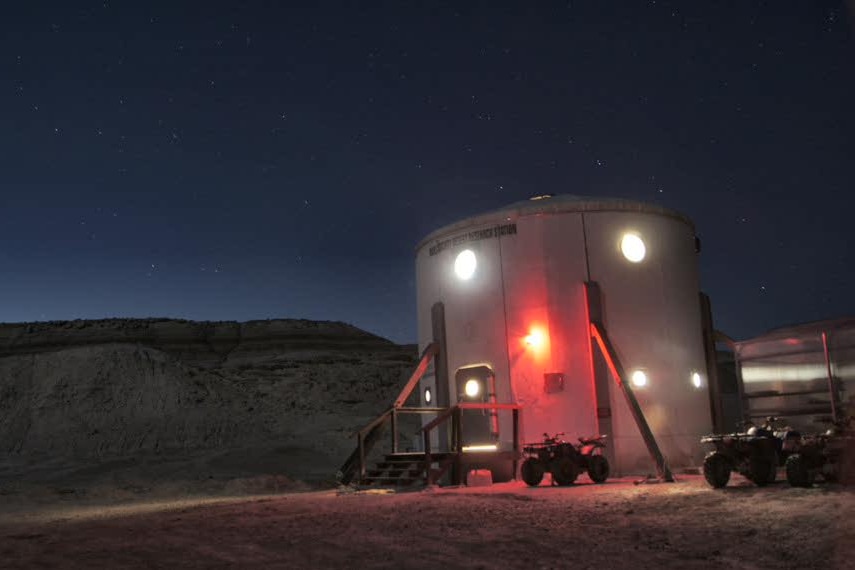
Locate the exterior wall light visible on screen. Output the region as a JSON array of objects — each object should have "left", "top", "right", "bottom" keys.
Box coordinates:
[
  {"left": 630, "top": 369, "right": 648, "bottom": 388},
  {"left": 454, "top": 249, "right": 477, "bottom": 280},
  {"left": 464, "top": 378, "right": 481, "bottom": 398},
  {"left": 691, "top": 372, "right": 703, "bottom": 389},
  {"left": 424, "top": 387, "right": 432, "bottom": 404},
  {"left": 462, "top": 444, "right": 498, "bottom": 452},
  {"left": 621, "top": 233, "right": 646, "bottom": 263},
  {"left": 524, "top": 328, "right": 546, "bottom": 349}
]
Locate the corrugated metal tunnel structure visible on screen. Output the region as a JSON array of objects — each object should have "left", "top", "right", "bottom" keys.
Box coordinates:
[
  {"left": 415, "top": 195, "right": 713, "bottom": 475},
  {"left": 736, "top": 318, "right": 855, "bottom": 433}
]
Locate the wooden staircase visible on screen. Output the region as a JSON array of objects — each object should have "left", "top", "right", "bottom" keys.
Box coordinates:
[
  {"left": 337, "top": 341, "right": 522, "bottom": 488},
  {"left": 340, "top": 402, "right": 521, "bottom": 488},
  {"left": 359, "top": 452, "right": 456, "bottom": 487}
]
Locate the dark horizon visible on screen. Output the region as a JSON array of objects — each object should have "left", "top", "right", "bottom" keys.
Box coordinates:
[{"left": 2, "top": 2, "right": 853, "bottom": 344}]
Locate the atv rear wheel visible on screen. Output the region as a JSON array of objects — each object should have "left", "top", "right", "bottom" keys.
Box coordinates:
[
  {"left": 703, "top": 451, "right": 731, "bottom": 488},
  {"left": 587, "top": 455, "right": 610, "bottom": 484},
  {"left": 785, "top": 454, "right": 815, "bottom": 487},
  {"left": 552, "top": 457, "right": 579, "bottom": 486},
  {"left": 521, "top": 458, "right": 545, "bottom": 487},
  {"left": 822, "top": 469, "right": 838, "bottom": 483}
]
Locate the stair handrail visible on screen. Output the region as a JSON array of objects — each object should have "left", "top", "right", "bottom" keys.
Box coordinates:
[
  {"left": 337, "top": 342, "right": 439, "bottom": 485},
  {"left": 337, "top": 408, "right": 392, "bottom": 485},
  {"left": 359, "top": 407, "right": 394, "bottom": 439}
]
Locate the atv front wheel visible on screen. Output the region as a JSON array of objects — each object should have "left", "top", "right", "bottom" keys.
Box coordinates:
[
  {"left": 766, "top": 451, "right": 779, "bottom": 483},
  {"left": 587, "top": 455, "right": 610, "bottom": 484},
  {"left": 552, "top": 457, "right": 579, "bottom": 486},
  {"left": 747, "top": 453, "right": 775, "bottom": 486},
  {"left": 785, "top": 454, "right": 815, "bottom": 487},
  {"left": 703, "top": 451, "right": 731, "bottom": 488},
  {"left": 521, "top": 458, "right": 545, "bottom": 487}
]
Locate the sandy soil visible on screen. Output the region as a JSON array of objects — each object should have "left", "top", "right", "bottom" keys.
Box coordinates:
[{"left": 1, "top": 475, "right": 852, "bottom": 570}]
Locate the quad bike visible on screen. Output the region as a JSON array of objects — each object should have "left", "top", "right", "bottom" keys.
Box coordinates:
[
  {"left": 786, "top": 416, "right": 855, "bottom": 487},
  {"left": 701, "top": 417, "right": 800, "bottom": 488},
  {"left": 520, "top": 432, "right": 610, "bottom": 487}
]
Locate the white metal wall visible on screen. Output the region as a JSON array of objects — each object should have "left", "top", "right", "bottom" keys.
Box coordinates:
[
  {"left": 415, "top": 201, "right": 711, "bottom": 474},
  {"left": 584, "top": 212, "right": 710, "bottom": 472}
]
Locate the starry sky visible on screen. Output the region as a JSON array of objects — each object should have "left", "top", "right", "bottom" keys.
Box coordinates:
[{"left": 1, "top": 1, "right": 853, "bottom": 344}]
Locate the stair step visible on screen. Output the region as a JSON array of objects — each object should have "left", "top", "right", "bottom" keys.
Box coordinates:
[
  {"left": 358, "top": 451, "right": 459, "bottom": 486},
  {"left": 372, "top": 462, "right": 425, "bottom": 470},
  {"left": 384, "top": 452, "right": 455, "bottom": 458},
  {"left": 361, "top": 476, "right": 420, "bottom": 485},
  {"left": 376, "top": 459, "right": 423, "bottom": 467},
  {"left": 368, "top": 467, "right": 424, "bottom": 477}
]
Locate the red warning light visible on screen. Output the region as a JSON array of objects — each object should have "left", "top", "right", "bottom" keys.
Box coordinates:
[{"left": 524, "top": 328, "right": 546, "bottom": 350}]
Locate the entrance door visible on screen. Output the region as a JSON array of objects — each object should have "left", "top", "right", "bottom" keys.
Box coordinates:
[{"left": 455, "top": 365, "right": 499, "bottom": 447}]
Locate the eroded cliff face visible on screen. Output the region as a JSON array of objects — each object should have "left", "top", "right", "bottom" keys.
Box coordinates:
[
  {"left": 0, "top": 318, "right": 417, "bottom": 488},
  {"left": 0, "top": 318, "right": 405, "bottom": 367}
]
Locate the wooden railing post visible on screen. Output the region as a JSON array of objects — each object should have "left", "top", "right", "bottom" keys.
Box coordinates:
[
  {"left": 512, "top": 408, "right": 520, "bottom": 480},
  {"left": 358, "top": 433, "right": 366, "bottom": 480},
  {"left": 454, "top": 407, "right": 463, "bottom": 485},
  {"left": 423, "top": 430, "right": 433, "bottom": 486},
  {"left": 391, "top": 408, "right": 398, "bottom": 453}
]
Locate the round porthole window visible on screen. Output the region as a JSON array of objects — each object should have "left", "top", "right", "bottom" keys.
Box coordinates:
[
  {"left": 621, "top": 233, "right": 646, "bottom": 263},
  {"left": 630, "top": 369, "right": 648, "bottom": 388},
  {"left": 454, "top": 249, "right": 477, "bottom": 280},
  {"left": 464, "top": 379, "right": 481, "bottom": 398}
]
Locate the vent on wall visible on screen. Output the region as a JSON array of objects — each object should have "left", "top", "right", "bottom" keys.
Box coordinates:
[{"left": 544, "top": 372, "right": 565, "bottom": 393}]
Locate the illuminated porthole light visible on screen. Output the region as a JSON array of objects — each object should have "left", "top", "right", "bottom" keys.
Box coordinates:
[
  {"left": 464, "top": 379, "right": 481, "bottom": 398},
  {"left": 620, "top": 233, "right": 646, "bottom": 263},
  {"left": 691, "top": 372, "right": 703, "bottom": 389},
  {"left": 454, "top": 249, "right": 477, "bottom": 280},
  {"left": 424, "top": 387, "right": 432, "bottom": 404},
  {"left": 630, "top": 369, "right": 648, "bottom": 388}
]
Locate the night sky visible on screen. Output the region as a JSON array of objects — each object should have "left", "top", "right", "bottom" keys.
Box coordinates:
[{"left": 1, "top": 1, "right": 853, "bottom": 344}]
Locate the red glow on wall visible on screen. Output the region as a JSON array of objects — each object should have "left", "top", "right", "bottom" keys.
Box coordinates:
[{"left": 524, "top": 328, "right": 546, "bottom": 348}]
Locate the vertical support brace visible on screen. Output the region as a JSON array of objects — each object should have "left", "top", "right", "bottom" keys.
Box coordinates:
[
  {"left": 431, "top": 302, "right": 450, "bottom": 452},
  {"left": 821, "top": 331, "right": 840, "bottom": 423},
  {"left": 584, "top": 282, "right": 616, "bottom": 469},
  {"left": 699, "top": 292, "right": 725, "bottom": 432}
]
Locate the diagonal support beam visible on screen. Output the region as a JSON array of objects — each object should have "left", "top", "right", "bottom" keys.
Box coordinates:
[
  {"left": 590, "top": 321, "right": 674, "bottom": 482},
  {"left": 393, "top": 342, "right": 439, "bottom": 409}
]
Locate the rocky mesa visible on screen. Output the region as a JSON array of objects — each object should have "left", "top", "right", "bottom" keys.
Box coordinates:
[{"left": 0, "top": 318, "right": 417, "bottom": 495}]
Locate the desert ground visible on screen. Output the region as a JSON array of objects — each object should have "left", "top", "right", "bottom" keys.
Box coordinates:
[
  {"left": 1, "top": 473, "right": 853, "bottom": 570},
  {"left": 2, "top": 319, "right": 852, "bottom": 568}
]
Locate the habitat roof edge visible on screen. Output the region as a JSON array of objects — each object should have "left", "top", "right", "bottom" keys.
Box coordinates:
[{"left": 415, "top": 194, "right": 695, "bottom": 253}]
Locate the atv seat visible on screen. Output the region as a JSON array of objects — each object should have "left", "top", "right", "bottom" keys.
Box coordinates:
[{"left": 578, "top": 435, "right": 607, "bottom": 445}]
